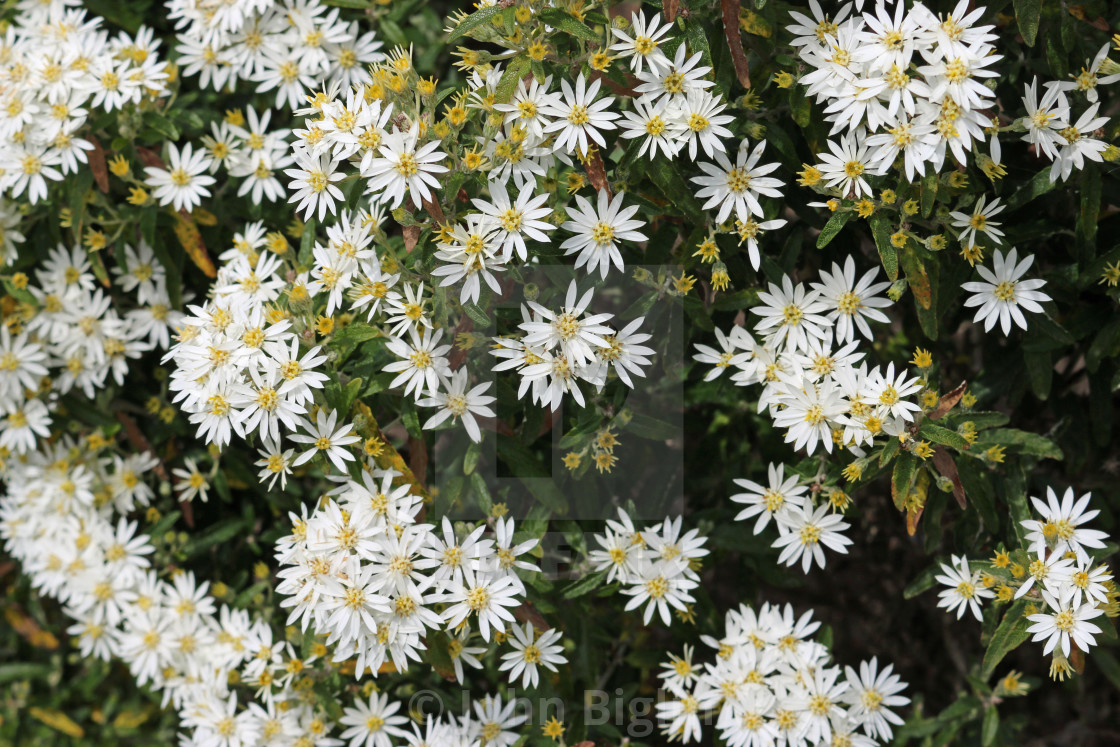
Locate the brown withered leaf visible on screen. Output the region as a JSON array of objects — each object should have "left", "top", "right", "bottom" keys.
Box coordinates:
[
  {"left": 929, "top": 380, "right": 968, "bottom": 420},
  {"left": 407, "top": 435, "right": 428, "bottom": 492},
  {"left": 173, "top": 210, "right": 217, "bottom": 278},
  {"left": 931, "top": 446, "right": 967, "bottom": 510},
  {"left": 403, "top": 224, "right": 420, "bottom": 253},
  {"left": 88, "top": 137, "right": 110, "bottom": 193},
  {"left": 135, "top": 147, "right": 166, "bottom": 170},
  {"left": 721, "top": 0, "right": 752, "bottom": 89},
  {"left": 584, "top": 147, "right": 611, "bottom": 196},
  {"left": 589, "top": 69, "right": 638, "bottom": 98},
  {"left": 665, "top": 0, "right": 680, "bottom": 22},
  {"left": 514, "top": 601, "right": 551, "bottom": 631},
  {"left": 421, "top": 196, "right": 446, "bottom": 226},
  {"left": 906, "top": 503, "right": 924, "bottom": 536}
]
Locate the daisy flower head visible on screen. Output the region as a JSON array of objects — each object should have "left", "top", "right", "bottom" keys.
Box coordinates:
[
  {"left": 560, "top": 189, "right": 647, "bottom": 279},
  {"left": 961, "top": 248, "right": 1051, "bottom": 335},
  {"left": 1021, "top": 487, "right": 1109, "bottom": 565},
  {"left": 816, "top": 134, "right": 879, "bottom": 199},
  {"left": 731, "top": 462, "right": 810, "bottom": 534},
  {"left": 750, "top": 275, "right": 832, "bottom": 353},
  {"left": 285, "top": 149, "right": 345, "bottom": 221},
  {"left": 541, "top": 73, "right": 619, "bottom": 155},
  {"left": 144, "top": 143, "right": 215, "bottom": 212},
  {"left": 609, "top": 10, "right": 673, "bottom": 75},
  {"left": 499, "top": 622, "right": 567, "bottom": 688},
  {"left": 1027, "top": 585, "right": 1104, "bottom": 658},
  {"left": 949, "top": 194, "right": 1005, "bottom": 249},
  {"left": 364, "top": 123, "right": 449, "bottom": 209},
  {"left": 810, "top": 256, "right": 892, "bottom": 343},
  {"left": 691, "top": 139, "right": 784, "bottom": 224},
  {"left": 772, "top": 503, "right": 853, "bottom": 573},
  {"left": 935, "top": 554, "right": 993, "bottom": 621},
  {"left": 418, "top": 368, "right": 496, "bottom": 443}
]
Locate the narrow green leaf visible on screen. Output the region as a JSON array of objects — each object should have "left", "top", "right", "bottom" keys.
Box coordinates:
[
  {"left": 891, "top": 451, "right": 917, "bottom": 510},
  {"left": 463, "top": 302, "right": 491, "bottom": 327},
  {"left": 869, "top": 213, "right": 899, "bottom": 280},
  {"left": 920, "top": 170, "right": 938, "bottom": 218},
  {"left": 562, "top": 569, "right": 607, "bottom": 599},
  {"left": 816, "top": 210, "right": 855, "bottom": 249},
  {"left": 981, "top": 428, "right": 1063, "bottom": 460},
  {"left": 539, "top": 8, "right": 599, "bottom": 41},
  {"left": 494, "top": 54, "right": 530, "bottom": 103},
  {"left": 981, "top": 705, "right": 1000, "bottom": 746},
  {"left": 1013, "top": 0, "right": 1042, "bottom": 45},
  {"left": 981, "top": 599, "right": 1032, "bottom": 679},
  {"left": 1006, "top": 168, "right": 1058, "bottom": 211},
  {"left": 447, "top": 5, "right": 502, "bottom": 42},
  {"left": 919, "top": 422, "right": 971, "bottom": 451}
]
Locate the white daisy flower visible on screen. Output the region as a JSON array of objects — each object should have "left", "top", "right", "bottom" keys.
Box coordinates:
[
  {"left": 560, "top": 189, "right": 647, "bottom": 279},
  {"left": 961, "top": 248, "right": 1051, "bottom": 335},
  {"left": 144, "top": 143, "right": 215, "bottom": 212}
]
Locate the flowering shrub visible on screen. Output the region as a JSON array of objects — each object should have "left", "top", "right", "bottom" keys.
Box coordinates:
[{"left": 1, "top": 0, "right": 1119, "bottom": 745}]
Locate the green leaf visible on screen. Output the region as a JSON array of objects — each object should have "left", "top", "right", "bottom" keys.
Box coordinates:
[
  {"left": 299, "top": 218, "right": 317, "bottom": 266},
  {"left": 1006, "top": 168, "right": 1058, "bottom": 211},
  {"left": 142, "top": 111, "right": 180, "bottom": 141},
  {"left": 982, "top": 704, "right": 1000, "bottom": 746},
  {"left": 1013, "top": 0, "right": 1042, "bottom": 46},
  {"left": 982, "top": 428, "right": 1063, "bottom": 460},
  {"left": 539, "top": 8, "right": 600, "bottom": 41},
  {"left": 625, "top": 412, "right": 678, "bottom": 441},
  {"left": 463, "top": 302, "right": 491, "bottom": 327},
  {"left": 899, "top": 244, "right": 932, "bottom": 309},
  {"left": 816, "top": 210, "right": 855, "bottom": 249},
  {"left": 648, "top": 160, "right": 706, "bottom": 222},
  {"left": 1093, "top": 649, "right": 1120, "bottom": 692},
  {"left": 879, "top": 436, "right": 900, "bottom": 467},
  {"left": 919, "top": 422, "right": 971, "bottom": 451},
  {"left": 981, "top": 599, "right": 1033, "bottom": 679},
  {"left": 494, "top": 54, "right": 530, "bottom": 103},
  {"left": 869, "top": 213, "right": 899, "bottom": 280},
  {"left": 0, "top": 663, "right": 52, "bottom": 684},
  {"left": 330, "top": 322, "right": 380, "bottom": 361},
  {"left": 920, "top": 170, "right": 938, "bottom": 218},
  {"left": 903, "top": 561, "right": 942, "bottom": 599},
  {"left": 891, "top": 451, "right": 917, "bottom": 510},
  {"left": 1024, "top": 349, "right": 1052, "bottom": 400},
  {"left": 562, "top": 569, "right": 607, "bottom": 599},
  {"left": 446, "top": 5, "right": 502, "bottom": 42},
  {"left": 183, "top": 518, "right": 248, "bottom": 557}
]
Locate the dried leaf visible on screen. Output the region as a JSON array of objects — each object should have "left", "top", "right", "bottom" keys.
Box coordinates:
[
  {"left": 173, "top": 210, "right": 217, "bottom": 278},
  {"left": 932, "top": 447, "right": 967, "bottom": 510},
  {"left": 421, "top": 196, "right": 445, "bottom": 226},
  {"left": 664, "top": 0, "right": 680, "bottom": 22},
  {"left": 403, "top": 225, "right": 420, "bottom": 253},
  {"left": 721, "top": 0, "right": 751, "bottom": 89},
  {"left": 929, "top": 380, "right": 968, "bottom": 420},
  {"left": 584, "top": 147, "right": 611, "bottom": 197},
  {"left": 135, "top": 146, "right": 166, "bottom": 170},
  {"left": 514, "top": 601, "right": 551, "bottom": 631},
  {"left": 88, "top": 136, "right": 110, "bottom": 193}
]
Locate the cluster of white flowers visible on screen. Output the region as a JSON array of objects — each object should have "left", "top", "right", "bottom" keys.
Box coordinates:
[
  {"left": 143, "top": 106, "right": 297, "bottom": 211},
  {"left": 168, "top": 0, "right": 384, "bottom": 109},
  {"left": 1019, "top": 47, "right": 1118, "bottom": 182},
  {"left": 587, "top": 510, "right": 709, "bottom": 626},
  {"left": 791, "top": 0, "right": 1006, "bottom": 184},
  {"left": 732, "top": 462, "right": 854, "bottom": 574},
  {"left": 654, "top": 602, "right": 910, "bottom": 745},
  {"left": 0, "top": 244, "right": 183, "bottom": 456},
  {"left": 0, "top": 434, "right": 552, "bottom": 747},
  {"left": 491, "top": 280, "right": 655, "bottom": 410},
  {"left": 0, "top": 3, "right": 168, "bottom": 207},
  {"left": 275, "top": 484, "right": 561, "bottom": 682},
  {"left": 936, "top": 486, "right": 1116, "bottom": 677},
  {"left": 694, "top": 259, "right": 923, "bottom": 456}
]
